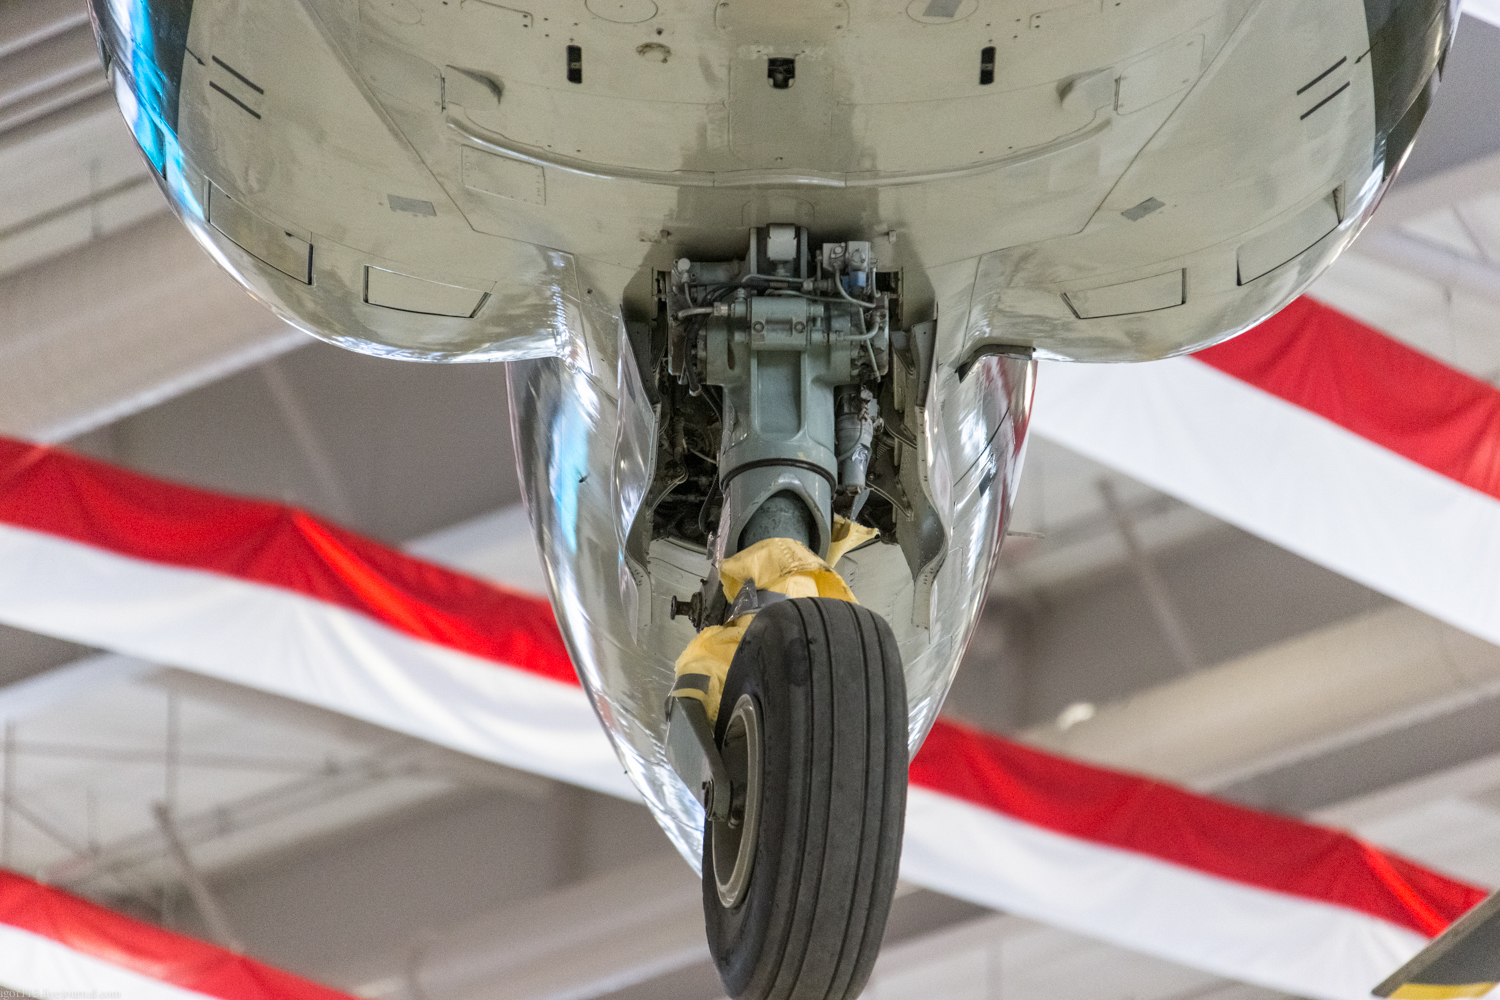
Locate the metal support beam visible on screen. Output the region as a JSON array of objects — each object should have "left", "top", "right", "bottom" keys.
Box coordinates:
[
  {"left": 43, "top": 729, "right": 551, "bottom": 891},
  {"left": 1025, "top": 604, "right": 1500, "bottom": 793},
  {"left": 0, "top": 0, "right": 91, "bottom": 58},
  {"left": 0, "top": 212, "right": 305, "bottom": 441},
  {"left": 164, "top": 689, "right": 179, "bottom": 813},
  {"left": 1, "top": 723, "right": 12, "bottom": 868},
  {"left": 8, "top": 740, "right": 331, "bottom": 772},
  {"left": 260, "top": 359, "right": 357, "bottom": 522},
  {"left": 395, "top": 852, "right": 706, "bottom": 1000},
  {"left": 48, "top": 749, "right": 416, "bottom": 887},
  {"left": 1364, "top": 150, "right": 1500, "bottom": 230},
  {"left": 0, "top": 781, "right": 158, "bottom": 904},
  {"left": 152, "top": 803, "right": 244, "bottom": 952},
  {"left": 1353, "top": 229, "right": 1500, "bottom": 307},
  {"left": 1096, "top": 479, "right": 1199, "bottom": 674}
]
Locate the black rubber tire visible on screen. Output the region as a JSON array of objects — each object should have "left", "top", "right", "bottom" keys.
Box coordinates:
[{"left": 704, "top": 597, "right": 908, "bottom": 1000}]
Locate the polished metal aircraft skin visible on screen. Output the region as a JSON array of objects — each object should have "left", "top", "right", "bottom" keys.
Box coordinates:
[{"left": 90, "top": 0, "right": 1455, "bottom": 862}]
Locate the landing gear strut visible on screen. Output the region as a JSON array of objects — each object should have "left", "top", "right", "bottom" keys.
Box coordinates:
[{"left": 662, "top": 226, "right": 910, "bottom": 1000}]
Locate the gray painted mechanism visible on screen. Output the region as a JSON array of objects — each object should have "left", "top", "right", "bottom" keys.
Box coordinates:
[{"left": 683, "top": 226, "right": 888, "bottom": 559}]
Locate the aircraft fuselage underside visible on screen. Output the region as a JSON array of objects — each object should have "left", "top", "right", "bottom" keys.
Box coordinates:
[{"left": 90, "top": 0, "right": 1457, "bottom": 995}]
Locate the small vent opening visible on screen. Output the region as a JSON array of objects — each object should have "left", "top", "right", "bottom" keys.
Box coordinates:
[
  {"left": 980, "top": 46, "right": 995, "bottom": 85},
  {"left": 768, "top": 57, "right": 795, "bottom": 89},
  {"left": 566, "top": 45, "right": 582, "bottom": 84}
]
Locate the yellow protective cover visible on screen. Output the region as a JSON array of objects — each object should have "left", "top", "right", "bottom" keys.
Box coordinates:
[{"left": 673, "top": 517, "right": 879, "bottom": 724}]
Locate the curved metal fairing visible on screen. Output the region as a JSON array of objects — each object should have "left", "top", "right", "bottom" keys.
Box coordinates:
[
  {"left": 510, "top": 307, "right": 1031, "bottom": 864},
  {"left": 91, "top": 0, "right": 1456, "bottom": 368}
]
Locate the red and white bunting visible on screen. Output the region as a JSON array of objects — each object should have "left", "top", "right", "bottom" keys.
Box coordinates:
[
  {"left": 0, "top": 440, "right": 630, "bottom": 798},
  {"left": 904, "top": 723, "right": 1483, "bottom": 1000},
  {"left": 1031, "top": 296, "right": 1500, "bottom": 649},
  {"left": 0, "top": 869, "right": 356, "bottom": 1000},
  {"left": 0, "top": 432, "right": 1485, "bottom": 999}
]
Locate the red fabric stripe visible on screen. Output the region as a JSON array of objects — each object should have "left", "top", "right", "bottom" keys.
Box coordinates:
[
  {"left": 911, "top": 719, "right": 1487, "bottom": 937},
  {"left": 0, "top": 438, "right": 578, "bottom": 687},
  {"left": 0, "top": 869, "right": 354, "bottom": 1000},
  {"left": 1195, "top": 297, "right": 1500, "bottom": 502}
]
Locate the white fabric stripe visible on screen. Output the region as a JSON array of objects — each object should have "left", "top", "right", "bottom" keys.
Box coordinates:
[
  {"left": 0, "top": 921, "right": 220, "bottom": 1000},
  {"left": 901, "top": 787, "right": 1424, "bottom": 1000},
  {"left": 1030, "top": 357, "right": 1500, "bottom": 648},
  {"left": 0, "top": 523, "right": 632, "bottom": 800}
]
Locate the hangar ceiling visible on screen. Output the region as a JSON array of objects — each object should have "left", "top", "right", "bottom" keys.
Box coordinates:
[{"left": 2, "top": 6, "right": 1500, "bottom": 1000}]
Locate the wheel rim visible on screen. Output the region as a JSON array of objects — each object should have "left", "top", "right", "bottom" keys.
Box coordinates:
[{"left": 713, "top": 693, "right": 762, "bottom": 909}]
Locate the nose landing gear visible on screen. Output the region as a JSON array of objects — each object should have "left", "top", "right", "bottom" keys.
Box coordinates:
[{"left": 660, "top": 226, "right": 911, "bottom": 1000}]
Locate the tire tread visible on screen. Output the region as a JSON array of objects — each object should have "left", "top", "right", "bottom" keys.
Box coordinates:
[{"left": 705, "top": 598, "right": 907, "bottom": 1000}]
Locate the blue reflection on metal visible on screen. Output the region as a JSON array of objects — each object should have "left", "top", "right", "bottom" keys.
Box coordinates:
[
  {"left": 102, "top": 0, "right": 202, "bottom": 218},
  {"left": 547, "top": 400, "right": 591, "bottom": 553}
]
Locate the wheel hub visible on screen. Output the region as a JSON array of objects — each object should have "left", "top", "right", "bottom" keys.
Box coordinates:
[{"left": 713, "top": 693, "right": 762, "bottom": 909}]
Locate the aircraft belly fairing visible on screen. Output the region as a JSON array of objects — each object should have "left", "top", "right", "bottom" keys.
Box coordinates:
[{"left": 93, "top": 0, "right": 1445, "bottom": 367}]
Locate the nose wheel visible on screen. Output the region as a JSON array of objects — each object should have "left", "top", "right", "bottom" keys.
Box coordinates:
[{"left": 703, "top": 597, "right": 908, "bottom": 1000}]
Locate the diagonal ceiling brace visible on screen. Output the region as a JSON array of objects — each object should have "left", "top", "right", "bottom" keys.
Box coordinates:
[
  {"left": 151, "top": 802, "right": 244, "bottom": 953},
  {"left": 1097, "top": 478, "right": 1200, "bottom": 674}
]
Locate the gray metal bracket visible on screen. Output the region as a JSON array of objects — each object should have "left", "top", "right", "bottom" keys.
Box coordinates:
[
  {"left": 665, "top": 693, "right": 731, "bottom": 822},
  {"left": 726, "top": 581, "right": 790, "bottom": 621}
]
